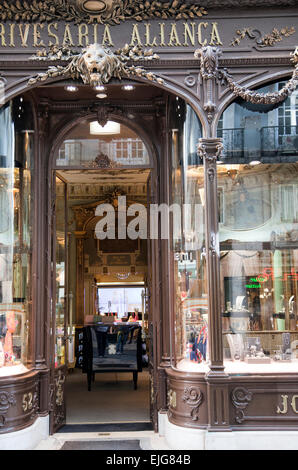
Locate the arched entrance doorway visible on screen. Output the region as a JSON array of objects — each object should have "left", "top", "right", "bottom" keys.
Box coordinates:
[{"left": 49, "top": 108, "right": 158, "bottom": 433}]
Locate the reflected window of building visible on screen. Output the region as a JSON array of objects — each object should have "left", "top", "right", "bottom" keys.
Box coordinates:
[
  {"left": 218, "top": 81, "right": 298, "bottom": 164},
  {"left": 56, "top": 120, "right": 150, "bottom": 167},
  {"left": 218, "top": 78, "right": 298, "bottom": 372},
  {"left": 170, "top": 99, "right": 207, "bottom": 372},
  {"left": 0, "top": 97, "right": 34, "bottom": 376}
]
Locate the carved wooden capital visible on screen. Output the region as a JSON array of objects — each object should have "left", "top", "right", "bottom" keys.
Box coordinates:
[{"left": 197, "top": 138, "right": 223, "bottom": 162}]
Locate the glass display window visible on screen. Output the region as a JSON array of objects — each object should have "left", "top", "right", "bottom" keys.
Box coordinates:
[
  {"left": 170, "top": 99, "right": 208, "bottom": 372},
  {"left": 218, "top": 79, "right": 298, "bottom": 373},
  {"left": 0, "top": 98, "right": 34, "bottom": 376}
]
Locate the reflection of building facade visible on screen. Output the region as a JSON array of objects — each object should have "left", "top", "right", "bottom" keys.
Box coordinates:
[{"left": 0, "top": 0, "right": 297, "bottom": 450}]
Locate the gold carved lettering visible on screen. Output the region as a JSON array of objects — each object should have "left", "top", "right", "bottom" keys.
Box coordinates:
[
  {"left": 277, "top": 395, "right": 288, "bottom": 414},
  {"left": 48, "top": 23, "right": 59, "bottom": 47},
  {"left": 0, "top": 20, "right": 225, "bottom": 50},
  {"left": 63, "top": 24, "right": 74, "bottom": 46},
  {"left": 0, "top": 24, "right": 6, "bottom": 47},
  {"left": 168, "top": 23, "right": 182, "bottom": 46},
  {"left": 159, "top": 23, "right": 166, "bottom": 47},
  {"left": 291, "top": 395, "right": 298, "bottom": 414},
  {"left": 130, "top": 24, "right": 142, "bottom": 46},
  {"left": 9, "top": 23, "right": 15, "bottom": 47},
  {"left": 145, "top": 23, "right": 157, "bottom": 47},
  {"left": 78, "top": 23, "right": 89, "bottom": 46},
  {"left": 183, "top": 22, "right": 195, "bottom": 46},
  {"left": 33, "top": 23, "right": 45, "bottom": 47},
  {"left": 19, "top": 24, "right": 30, "bottom": 48},
  {"left": 93, "top": 24, "right": 98, "bottom": 44},
  {"left": 210, "top": 22, "right": 222, "bottom": 46},
  {"left": 197, "top": 22, "right": 208, "bottom": 46},
  {"left": 102, "top": 25, "right": 113, "bottom": 46}
]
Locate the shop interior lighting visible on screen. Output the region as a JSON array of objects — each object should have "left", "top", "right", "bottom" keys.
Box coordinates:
[
  {"left": 90, "top": 121, "right": 121, "bottom": 135},
  {"left": 94, "top": 85, "right": 106, "bottom": 92},
  {"left": 122, "top": 85, "right": 135, "bottom": 91},
  {"left": 65, "top": 85, "right": 78, "bottom": 92}
]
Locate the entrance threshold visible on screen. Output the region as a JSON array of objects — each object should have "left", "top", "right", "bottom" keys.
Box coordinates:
[{"left": 57, "top": 422, "right": 153, "bottom": 433}]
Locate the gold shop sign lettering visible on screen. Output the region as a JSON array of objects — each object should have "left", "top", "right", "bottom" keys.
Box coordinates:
[
  {"left": 276, "top": 395, "right": 298, "bottom": 415},
  {"left": 22, "top": 392, "right": 33, "bottom": 412},
  {"left": 0, "top": 21, "right": 222, "bottom": 49}
]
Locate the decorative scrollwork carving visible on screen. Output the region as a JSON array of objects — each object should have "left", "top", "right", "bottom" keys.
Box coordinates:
[
  {"left": 55, "top": 370, "right": 66, "bottom": 407},
  {"left": 196, "top": 46, "right": 298, "bottom": 107},
  {"left": 182, "top": 386, "right": 203, "bottom": 421},
  {"left": 82, "top": 152, "right": 121, "bottom": 169},
  {"left": 168, "top": 389, "right": 177, "bottom": 409},
  {"left": 0, "top": 0, "right": 207, "bottom": 25},
  {"left": 230, "top": 26, "right": 295, "bottom": 48},
  {"left": 0, "top": 391, "right": 16, "bottom": 414},
  {"left": 29, "top": 43, "right": 164, "bottom": 87},
  {"left": 231, "top": 386, "right": 253, "bottom": 424},
  {"left": 194, "top": 46, "right": 222, "bottom": 80}
]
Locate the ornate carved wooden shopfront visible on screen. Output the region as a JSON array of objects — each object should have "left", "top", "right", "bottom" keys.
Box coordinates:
[{"left": 0, "top": 0, "right": 297, "bottom": 447}]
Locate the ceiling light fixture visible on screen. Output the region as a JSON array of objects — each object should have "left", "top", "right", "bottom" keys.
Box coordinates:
[
  {"left": 122, "top": 85, "right": 135, "bottom": 91},
  {"left": 94, "top": 85, "right": 106, "bottom": 92},
  {"left": 65, "top": 85, "right": 78, "bottom": 92},
  {"left": 96, "top": 93, "right": 108, "bottom": 99},
  {"left": 90, "top": 121, "right": 121, "bottom": 135}
]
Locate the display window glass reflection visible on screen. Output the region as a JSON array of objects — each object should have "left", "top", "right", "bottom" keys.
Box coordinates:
[
  {"left": 219, "top": 79, "right": 298, "bottom": 371},
  {"left": 170, "top": 100, "right": 208, "bottom": 371},
  {"left": 0, "top": 98, "right": 34, "bottom": 375}
]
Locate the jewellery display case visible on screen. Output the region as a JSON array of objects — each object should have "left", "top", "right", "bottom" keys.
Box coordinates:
[{"left": 0, "top": 99, "right": 34, "bottom": 376}]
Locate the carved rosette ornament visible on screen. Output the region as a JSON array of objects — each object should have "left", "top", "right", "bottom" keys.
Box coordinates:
[
  {"left": 231, "top": 386, "right": 253, "bottom": 424},
  {"left": 29, "top": 43, "right": 164, "bottom": 87},
  {"left": 182, "top": 386, "right": 203, "bottom": 421}
]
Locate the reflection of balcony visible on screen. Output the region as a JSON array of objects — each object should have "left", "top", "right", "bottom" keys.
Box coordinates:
[
  {"left": 261, "top": 126, "right": 298, "bottom": 160},
  {"left": 217, "top": 128, "right": 244, "bottom": 161},
  {"left": 218, "top": 126, "right": 298, "bottom": 163}
]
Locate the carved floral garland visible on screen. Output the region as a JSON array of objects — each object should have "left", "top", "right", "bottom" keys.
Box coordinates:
[
  {"left": 196, "top": 45, "right": 298, "bottom": 107},
  {"left": 230, "top": 26, "right": 295, "bottom": 48},
  {"left": 220, "top": 47, "right": 298, "bottom": 105},
  {"left": 0, "top": 0, "right": 207, "bottom": 25}
]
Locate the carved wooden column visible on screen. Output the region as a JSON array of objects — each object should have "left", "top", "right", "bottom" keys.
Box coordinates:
[
  {"left": 158, "top": 111, "right": 172, "bottom": 413},
  {"left": 32, "top": 105, "right": 49, "bottom": 371},
  {"left": 74, "top": 231, "right": 86, "bottom": 326},
  {"left": 198, "top": 138, "right": 230, "bottom": 431},
  {"left": 198, "top": 138, "right": 224, "bottom": 373}
]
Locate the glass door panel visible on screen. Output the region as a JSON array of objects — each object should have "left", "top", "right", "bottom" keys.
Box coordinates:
[{"left": 55, "top": 176, "right": 67, "bottom": 368}]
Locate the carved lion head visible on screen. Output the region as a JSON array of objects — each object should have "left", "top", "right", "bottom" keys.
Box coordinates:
[{"left": 78, "top": 43, "right": 120, "bottom": 86}]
